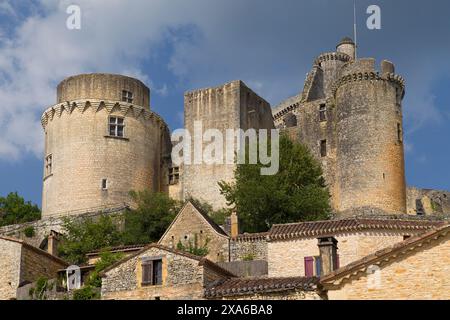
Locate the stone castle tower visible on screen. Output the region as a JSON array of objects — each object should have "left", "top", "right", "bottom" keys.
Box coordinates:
[
  {"left": 41, "top": 74, "right": 171, "bottom": 218},
  {"left": 273, "top": 37, "right": 407, "bottom": 215}
]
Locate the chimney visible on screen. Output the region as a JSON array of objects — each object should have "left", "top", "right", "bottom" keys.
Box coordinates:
[
  {"left": 318, "top": 237, "right": 339, "bottom": 276},
  {"left": 230, "top": 210, "right": 239, "bottom": 238},
  {"left": 47, "top": 230, "right": 60, "bottom": 256}
]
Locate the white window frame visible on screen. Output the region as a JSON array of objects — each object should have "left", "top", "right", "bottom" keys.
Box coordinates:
[
  {"left": 122, "top": 90, "right": 133, "bottom": 103},
  {"left": 109, "top": 116, "right": 125, "bottom": 138}
]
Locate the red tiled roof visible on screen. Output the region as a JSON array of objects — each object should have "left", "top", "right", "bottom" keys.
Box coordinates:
[
  {"left": 321, "top": 223, "right": 450, "bottom": 285},
  {"left": 86, "top": 244, "right": 146, "bottom": 256},
  {"left": 204, "top": 276, "right": 319, "bottom": 298},
  {"left": 268, "top": 218, "right": 444, "bottom": 241}
]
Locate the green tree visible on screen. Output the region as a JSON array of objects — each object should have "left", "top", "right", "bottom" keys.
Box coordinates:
[
  {"left": 58, "top": 215, "right": 122, "bottom": 265},
  {"left": 219, "top": 134, "right": 331, "bottom": 233},
  {"left": 85, "top": 251, "right": 124, "bottom": 288},
  {"left": 121, "top": 191, "right": 182, "bottom": 245},
  {"left": 0, "top": 192, "right": 41, "bottom": 227}
]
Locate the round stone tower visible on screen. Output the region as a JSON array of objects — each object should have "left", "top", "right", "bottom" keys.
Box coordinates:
[
  {"left": 314, "top": 38, "right": 354, "bottom": 97},
  {"left": 333, "top": 59, "right": 407, "bottom": 215},
  {"left": 41, "top": 73, "right": 171, "bottom": 218}
]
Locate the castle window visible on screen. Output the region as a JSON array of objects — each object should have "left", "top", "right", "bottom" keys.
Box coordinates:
[
  {"left": 169, "top": 167, "right": 180, "bottom": 185},
  {"left": 320, "top": 140, "right": 327, "bottom": 157},
  {"left": 397, "top": 123, "right": 402, "bottom": 143},
  {"left": 45, "top": 154, "right": 53, "bottom": 176},
  {"left": 109, "top": 117, "right": 125, "bottom": 137},
  {"left": 142, "top": 259, "right": 163, "bottom": 286},
  {"left": 319, "top": 104, "right": 327, "bottom": 122},
  {"left": 122, "top": 90, "right": 133, "bottom": 103},
  {"left": 101, "top": 179, "right": 108, "bottom": 190}
]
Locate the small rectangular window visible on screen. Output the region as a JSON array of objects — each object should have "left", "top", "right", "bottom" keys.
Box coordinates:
[
  {"left": 101, "top": 179, "right": 108, "bottom": 190},
  {"left": 109, "top": 117, "right": 125, "bottom": 137},
  {"left": 169, "top": 167, "right": 180, "bottom": 185},
  {"left": 122, "top": 90, "right": 133, "bottom": 103},
  {"left": 319, "top": 104, "right": 327, "bottom": 122},
  {"left": 320, "top": 140, "right": 327, "bottom": 157},
  {"left": 45, "top": 154, "right": 53, "bottom": 176},
  {"left": 397, "top": 123, "right": 402, "bottom": 143},
  {"left": 142, "top": 259, "right": 163, "bottom": 286}
]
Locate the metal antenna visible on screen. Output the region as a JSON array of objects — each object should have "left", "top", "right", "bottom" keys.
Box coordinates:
[{"left": 353, "top": 0, "right": 358, "bottom": 59}]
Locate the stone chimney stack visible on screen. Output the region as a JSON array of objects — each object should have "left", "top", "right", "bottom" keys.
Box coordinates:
[
  {"left": 47, "top": 230, "right": 61, "bottom": 256},
  {"left": 230, "top": 211, "right": 239, "bottom": 238},
  {"left": 318, "top": 237, "right": 339, "bottom": 276}
]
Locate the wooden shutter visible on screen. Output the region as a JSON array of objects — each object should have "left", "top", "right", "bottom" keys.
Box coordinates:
[
  {"left": 154, "top": 260, "right": 163, "bottom": 285},
  {"left": 335, "top": 254, "right": 340, "bottom": 269},
  {"left": 142, "top": 262, "right": 153, "bottom": 285},
  {"left": 314, "top": 256, "right": 322, "bottom": 276},
  {"left": 304, "top": 256, "right": 314, "bottom": 277}
]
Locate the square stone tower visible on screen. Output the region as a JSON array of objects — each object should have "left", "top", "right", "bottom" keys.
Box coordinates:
[{"left": 182, "top": 80, "right": 275, "bottom": 209}]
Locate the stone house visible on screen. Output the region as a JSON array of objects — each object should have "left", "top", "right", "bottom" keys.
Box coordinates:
[
  {"left": 266, "top": 218, "right": 444, "bottom": 277},
  {"left": 100, "top": 244, "right": 235, "bottom": 300},
  {"left": 0, "top": 236, "right": 68, "bottom": 300},
  {"left": 158, "top": 201, "right": 231, "bottom": 262},
  {"left": 321, "top": 224, "right": 450, "bottom": 300}
]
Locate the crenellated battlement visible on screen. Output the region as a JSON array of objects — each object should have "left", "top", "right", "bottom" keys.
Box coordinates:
[
  {"left": 41, "top": 99, "right": 168, "bottom": 131},
  {"left": 314, "top": 52, "right": 352, "bottom": 66}
]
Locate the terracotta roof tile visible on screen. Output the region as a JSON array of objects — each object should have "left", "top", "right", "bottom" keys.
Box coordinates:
[
  {"left": 205, "top": 276, "right": 319, "bottom": 298},
  {"left": 268, "top": 218, "right": 444, "bottom": 241}
]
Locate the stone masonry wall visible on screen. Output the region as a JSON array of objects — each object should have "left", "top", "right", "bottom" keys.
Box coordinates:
[
  {"left": 268, "top": 230, "right": 423, "bottom": 277},
  {"left": 0, "top": 239, "right": 22, "bottom": 300},
  {"left": 327, "top": 233, "right": 450, "bottom": 300},
  {"left": 230, "top": 238, "right": 268, "bottom": 261},
  {"left": 101, "top": 247, "right": 205, "bottom": 300}
]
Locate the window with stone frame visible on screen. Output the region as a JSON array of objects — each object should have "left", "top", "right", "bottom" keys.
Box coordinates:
[
  {"left": 169, "top": 167, "right": 180, "bottom": 185},
  {"left": 142, "top": 258, "right": 163, "bottom": 286},
  {"left": 320, "top": 140, "right": 327, "bottom": 157},
  {"left": 109, "top": 116, "right": 125, "bottom": 137},
  {"left": 45, "top": 154, "right": 53, "bottom": 176},
  {"left": 122, "top": 90, "right": 133, "bottom": 103},
  {"left": 319, "top": 104, "right": 327, "bottom": 122},
  {"left": 397, "top": 123, "right": 403, "bottom": 143}
]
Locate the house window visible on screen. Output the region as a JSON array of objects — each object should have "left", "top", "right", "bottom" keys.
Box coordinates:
[
  {"left": 101, "top": 179, "right": 108, "bottom": 190},
  {"left": 109, "top": 117, "right": 125, "bottom": 137},
  {"left": 320, "top": 140, "right": 327, "bottom": 157},
  {"left": 397, "top": 123, "right": 402, "bottom": 143},
  {"left": 319, "top": 104, "right": 327, "bottom": 122},
  {"left": 122, "top": 90, "right": 133, "bottom": 103},
  {"left": 169, "top": 167, "right": 180, "bottom": 185},
  {"left": 45, "top": 154, "right": 53, "bottom": 176},
  {"left": 142, "top": 259, "right": 163, "bottom": 286}
]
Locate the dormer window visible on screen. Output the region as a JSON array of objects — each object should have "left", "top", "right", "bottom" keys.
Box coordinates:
[
  {"left": 109, "top": 117, "right": 125, "bottom": 137},
  {"left": 122, "top": 90, "right": 133, "bottom": 103}
]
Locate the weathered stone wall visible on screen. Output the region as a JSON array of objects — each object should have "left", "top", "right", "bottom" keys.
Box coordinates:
[
  {"left": 19, "top": 245, "right": 67, "bottom": 285},
  {"left": 42, "top": 74, "right": 171, "bottom": 218},
  {"left": 230, "top": 238, "right": 267, "bottom": 261},
  {"left": 407, "top": 186, "right": 450, "bottom": 215},
  {"left": 183, "top": 80, "right": 274, "bottom": 209},
  {"left": 268, "top": 230, "right": 422, "bottom": 277},
  {"left": 327, "top": 233, "right": 450, "bottom": 300},
  {"left": 0, "top": 239, "right": 22, "bottom": 300},
  {"left": 101, "top": 247, "right": 205, "bottom": 300},
  {"left": 57, "top": 73, "right": 150, "bottom": 108},
  {"left": 159, "top": 203, "right": 230, "bottom": 262}
]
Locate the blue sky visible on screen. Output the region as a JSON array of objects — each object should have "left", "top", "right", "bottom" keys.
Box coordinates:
[{"left": 0, "top": 0, "right": 449, "bottom": 207}]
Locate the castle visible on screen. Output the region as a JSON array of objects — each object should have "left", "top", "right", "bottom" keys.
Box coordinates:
[{"left": 0, "top": 37, "right": 449, "bottom": 300}]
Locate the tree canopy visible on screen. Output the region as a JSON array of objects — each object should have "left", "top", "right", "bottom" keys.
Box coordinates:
[
  {"left": 0, "top": 192, "right": 41, "bottom": 227},
  {"left": 219, "top": 134, "right": 331, "bottom": 233}
]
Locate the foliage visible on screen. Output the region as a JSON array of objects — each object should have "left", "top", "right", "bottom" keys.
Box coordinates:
[
  {"left": 58, "top": 215, "right": 122, "bottom": 265},
  {"left": 242, "top": 253, "right": 256, "bottom": 261},
  {"left": 24, "top": 226, "right": 35, "bottom": 238},
  {"left": 0, "top": 192, "right": 41, "bottom": 227},
  {"left": 219, "top": 134, "right": 331, "bottom": 233},
  {"left": 72, "top": 286, "right": 100, "bottom": 300},
  {"left": 29, "top": 277, "right": 54, "bottom": 300},
  {"left": 86, "top": 251, "right": 125, "bottom": 288},
  {"left": 187, "top": 197, "right": 231, "bottom": 226},
  {"left": 176, "top": 234, "right": 210, "bottom": 257},
  {"left": 121, "top": 191, "right": 182, "bottom": 245}
]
